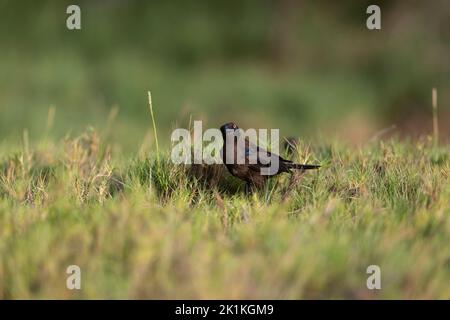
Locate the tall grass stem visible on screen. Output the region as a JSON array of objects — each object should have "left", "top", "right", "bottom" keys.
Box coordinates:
[
  {"left": 148, "top": 91, "right": 160, "bottom": 166},
  {"left": 432, "top": 88, "right": 438, "bottom": 146}
]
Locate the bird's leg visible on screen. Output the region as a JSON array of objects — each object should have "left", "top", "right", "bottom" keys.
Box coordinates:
[{"left": 245, "top": 182, "right": 253, "bottom": 196}]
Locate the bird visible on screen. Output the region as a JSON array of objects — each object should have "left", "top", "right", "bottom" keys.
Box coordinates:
[{"left": 220, "top": 122, "right": 320, "bottom": 193}]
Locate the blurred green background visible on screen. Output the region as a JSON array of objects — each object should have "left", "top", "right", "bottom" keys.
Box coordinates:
[{"left": 0, "top": 0, "right": 448, "bottom": 152}]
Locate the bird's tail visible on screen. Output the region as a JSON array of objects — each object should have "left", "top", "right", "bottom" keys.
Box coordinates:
[{"left": 286, "top": 163, "right": 321, "bottom": 170}]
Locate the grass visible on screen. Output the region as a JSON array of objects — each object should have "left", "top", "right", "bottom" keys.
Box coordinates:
[
  {"left": 0, "top": 1, "right": 448, "bottom": 300},
  {"left": 0, "top": 129, "right": 449, "bottom": 299}
]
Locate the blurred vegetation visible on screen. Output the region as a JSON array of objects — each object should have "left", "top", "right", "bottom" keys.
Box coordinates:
[{"left": 0, "top": 0, "right": 448, "bottom": 152}]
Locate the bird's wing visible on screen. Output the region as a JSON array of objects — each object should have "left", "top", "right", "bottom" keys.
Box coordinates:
[
  {"left": 244, "top": 139, "right": 269, "bottom": 166},
  {"left": 244, "top": 138, "right": 290, "bottom": 162},
  {"left": 243, "top": 138, "right": 289, "bottom": 175}
]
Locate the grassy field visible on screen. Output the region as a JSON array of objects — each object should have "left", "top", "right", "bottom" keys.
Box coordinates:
[
  {"left": 0, "top": 129, "right": 448, "bottom": 299},
  {"left": 0, "top": 0, "right": 448, "bottom": 300}
]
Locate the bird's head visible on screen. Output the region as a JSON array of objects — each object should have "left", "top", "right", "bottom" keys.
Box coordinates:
[{"left": 220, "top": 122, "right": 239, "bottom": 137}]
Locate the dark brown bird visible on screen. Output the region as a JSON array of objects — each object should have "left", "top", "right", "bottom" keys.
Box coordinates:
[{"left": 220, "top": 122, "right": 320, "bottom": 193}]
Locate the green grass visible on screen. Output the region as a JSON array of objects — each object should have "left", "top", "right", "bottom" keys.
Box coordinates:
[
  {"left": 0, "top": 1, "right": 448, "bottom": 300},
  {"left": 0, "top": 130, "right": 449, "bottom": 299}
]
